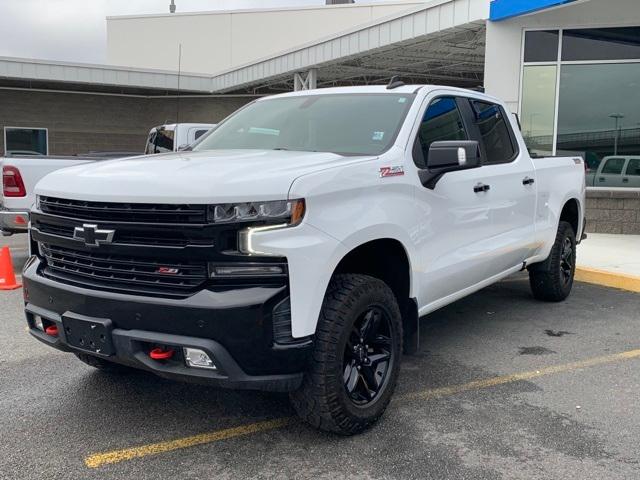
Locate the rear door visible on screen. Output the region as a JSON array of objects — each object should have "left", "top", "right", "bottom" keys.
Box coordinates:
[
  {"left": 623, "top": 158, "right": 640, "bottom": 187},
  {"left": 464, "top": 98, "right": 537, "bottom": 275},
  {"left": 595, "top": 157, "right": 626, "bottom": 187}
]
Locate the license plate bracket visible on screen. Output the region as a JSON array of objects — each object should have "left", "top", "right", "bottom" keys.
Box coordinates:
[{"left": 62, "top": 313, "right": 115, "bottom": 356}]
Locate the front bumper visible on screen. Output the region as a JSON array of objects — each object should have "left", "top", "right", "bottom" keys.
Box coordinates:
[
  {"left": 0, "top": 209, "right": 29, "bottom": 235},
  {"left": 23, "top": 257, "right": 312, "bottom": 392}
]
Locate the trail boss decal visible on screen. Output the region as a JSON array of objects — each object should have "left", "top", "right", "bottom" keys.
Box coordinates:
[{"left": 379, "top": 166, "right": 404, "bottom": 178}]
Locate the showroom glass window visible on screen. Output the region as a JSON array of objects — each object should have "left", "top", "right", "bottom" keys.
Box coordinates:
[
  {"left": 4, "top": 127, "right": 48, "bottom": 155},
  {"left": 520, "top": 27, "right": 640, "bottom": 186}
]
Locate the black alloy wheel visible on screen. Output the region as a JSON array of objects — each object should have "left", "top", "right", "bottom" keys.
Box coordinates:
[
  {"left": 560, "top": 236, "right": 574, "bottom": 286},
  {"left": 343, "top": 306, "right": 395, "bottom": 406},
  {"left": 290, "top": 274, "right": 403, "bottom": 435}
]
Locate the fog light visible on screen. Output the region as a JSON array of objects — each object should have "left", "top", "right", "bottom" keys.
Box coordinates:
[
  {"left": 34, "top": 315, "right": 44, "bottom": 331},
  {"left": 183, "top": 348, "right": 217, "bottom": 370},
  {"left": 209, "top": 263, "right": 286, "bottom": 278}
]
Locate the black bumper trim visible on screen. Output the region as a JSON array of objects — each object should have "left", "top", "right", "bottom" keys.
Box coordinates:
[
  {"left": 26, "top": 304, "right": 303, "bottom": 392},
  {"left": 23, "top": 256, "right": 312, "bottom": 391}
]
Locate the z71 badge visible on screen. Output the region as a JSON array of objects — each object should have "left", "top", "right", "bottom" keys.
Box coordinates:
[{"left": 379, "top": 166, "right": 404, "bottom": 178}]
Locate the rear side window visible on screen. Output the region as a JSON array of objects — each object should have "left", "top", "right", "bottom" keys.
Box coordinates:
[
  {"left": 471, "top": 101, "right": 517, "bottom": 164},
  {"left": 602, "top": 158, "right": 625, "bottom": 174},
  {"left": 414, "top": 97, "right": 467, "bottom": 168},
  {"left": 625, "top": 159, "right": 640, "bottom": 176},
  {"left": 194, "top": 129, "right": 208, "bottom": 140}
]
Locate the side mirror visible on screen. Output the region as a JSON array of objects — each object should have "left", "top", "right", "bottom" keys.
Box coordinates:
[{"left": 418, "top": 140, "right": 482, "bottom": 189}]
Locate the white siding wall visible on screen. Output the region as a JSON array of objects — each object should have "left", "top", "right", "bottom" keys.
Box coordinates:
[
  {"left": 107, "top": 2, "right": 430, "bottom": 74},
  {"left": 484, "top": 0, "right": 640, "bottom": 114}
]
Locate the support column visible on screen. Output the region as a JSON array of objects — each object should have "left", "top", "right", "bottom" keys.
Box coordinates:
[{"left": 293, "top": 69, "right": 318, "bottom": 91}]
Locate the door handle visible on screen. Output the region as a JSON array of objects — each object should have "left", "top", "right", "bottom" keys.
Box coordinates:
[
  {"left": 599, "top": 177, "right": 605, "bottom": 182},
  {"left": 474, "top": 183, "right": 490, "bottom": 193},
  {"left": 623, "top": 178, "right": 629, "bottom": 183},
  {"left": 522, "top": 177, "right": 535, "bottom": 186}
]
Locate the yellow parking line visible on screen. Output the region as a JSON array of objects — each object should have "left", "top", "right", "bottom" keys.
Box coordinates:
[
  {"left": 84, "top": 349, "right": 640, "bottom": 469},
  {"left": 576, "top": 266, "right": 640, "bottom": 293},
  {"left": 85, "top": 418, "right": 292, "bottom": 468},
  {"left": 401, "top": 349, "right": 640, "bottom": 401}
]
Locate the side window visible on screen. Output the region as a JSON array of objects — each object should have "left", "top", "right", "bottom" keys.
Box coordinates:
[
  {"left": 625, "top": 159, "right": 640, "bottom": 176},
  {"left": 194, "top": 129, "right": 208, "bottom": 140},
  {"left": 414, "top": 97, "right": 467, "bottom": 169},
  {"left": 153, "top": 129, "right": 175, "bottom": 153},
  {"left": 470, "top": 101, "right": 517, "bottom": 164},
  {"left": 602, "top": 158, "right": 625, "bottom": 175}
]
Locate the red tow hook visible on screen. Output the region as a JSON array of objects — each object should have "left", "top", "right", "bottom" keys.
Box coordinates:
[
  {"left": 149, "top": 347, "right": 174, "bottom": 360},
  {"left": 44, "top": 325, "right": 59, "bottom": 337}
]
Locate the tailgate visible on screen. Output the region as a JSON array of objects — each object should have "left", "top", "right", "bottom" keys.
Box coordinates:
[{"left": 1, "top": 156, "right": 94, "bottom": 211}]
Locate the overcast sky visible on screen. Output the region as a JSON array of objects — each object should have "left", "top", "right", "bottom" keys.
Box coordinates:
[{"left": 0, "top": 0, "right": 387, "bottom": 64}]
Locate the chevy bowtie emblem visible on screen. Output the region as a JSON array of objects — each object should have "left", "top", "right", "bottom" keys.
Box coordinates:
[{"left": 73, "top": 224, "right": 115, "bottom": 247}]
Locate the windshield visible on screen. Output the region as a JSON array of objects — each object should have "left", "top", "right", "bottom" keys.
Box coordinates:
[{"left": 193, "top": 93, "right": 415, "bottom": 156}]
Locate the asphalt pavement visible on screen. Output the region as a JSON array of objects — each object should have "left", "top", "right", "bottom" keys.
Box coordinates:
[{"left": 1, "top": 234, "right": 639, "bottom": 479}]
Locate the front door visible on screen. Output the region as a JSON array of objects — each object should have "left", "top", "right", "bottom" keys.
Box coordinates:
[{"left": 411, "top": 95, "right": 496, "bottom": 306}]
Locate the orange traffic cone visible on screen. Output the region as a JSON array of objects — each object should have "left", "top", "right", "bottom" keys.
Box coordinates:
[{"left": 0, "top": 246, "right": 21, "bottom": 290}]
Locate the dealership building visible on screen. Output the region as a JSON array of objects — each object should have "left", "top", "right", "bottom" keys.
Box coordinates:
[{"left": 1, "top": 0, "right": 639, "bottom": 231}]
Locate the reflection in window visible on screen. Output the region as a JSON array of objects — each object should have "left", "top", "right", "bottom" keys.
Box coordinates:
[
  {"left": 524, "top": 30, "right": 559, "bottom": 63},
  {"left": 562, "top": 27, "right": 640, "bottom": 62},
  {"left": 471, "top": 101, "right": 516, "bottom": 164},
  {"left": 520, "top": 65, "right": 557, "bottom": 156},
  {"left": 414, "top": 97, "right": 467, "bottom": 168},
  {"left": 557, "top": 63, "right": 640, "bottom": 164}
]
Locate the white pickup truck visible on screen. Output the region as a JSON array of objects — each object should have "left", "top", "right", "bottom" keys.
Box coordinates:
[
  {"left": 24, "top": 84, "right": 586, "bottom": 435},
  {"left": 144, "top": 123, "right": 216, "bottom": 154},
  {"left": 1, "top": 155, "right": 95, "bottom": 236},
  {"left": 1, "top": 152, "right": 139, "bottom": 236}
]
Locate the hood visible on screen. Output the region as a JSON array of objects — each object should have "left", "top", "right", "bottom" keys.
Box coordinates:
[{"left": 35, "top": 149, "right": 374, "bottom": 203}]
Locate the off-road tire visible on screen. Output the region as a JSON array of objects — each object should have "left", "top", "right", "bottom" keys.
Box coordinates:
[
  {"left": 74, "top": 352, "right": 133, "bottom": 373},
  {"left": 528, "top": 221, "right": 576, "bottom": 302},
  {"left": 290, "top": 274, "right": 403, "bottom": 435}
]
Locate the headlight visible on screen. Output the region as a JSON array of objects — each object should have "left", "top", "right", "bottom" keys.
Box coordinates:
[{"left": 208, "top": 199, "right": 305, "bottom": 225}]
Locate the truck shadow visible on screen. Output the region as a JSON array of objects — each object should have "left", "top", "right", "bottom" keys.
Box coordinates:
[{"left": 55, "top": 275, "right": 544, "bottom": 436}]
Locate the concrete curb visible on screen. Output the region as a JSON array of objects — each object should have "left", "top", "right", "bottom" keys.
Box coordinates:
[{"left": 575, "top": 267, "right": 640, "bottom": 293}]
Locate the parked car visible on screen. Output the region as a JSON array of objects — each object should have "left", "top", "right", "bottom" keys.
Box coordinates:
[
  {"left": 1, "top": 152, "right": 140, "bottom": 236},
  {"left": 24, "top": 85, "right": 585, "bottom": 435},
  {"left": 144, "top": 123, "right": 216, "bottom": 154},
  {"left": 586, "top": 155, "right": 640, "bottom": 187}
]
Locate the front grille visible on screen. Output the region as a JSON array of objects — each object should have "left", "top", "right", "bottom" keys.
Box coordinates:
[
  {"left": 39, "top": 196, "right": 207, "bottom": 224},
  {"left": 40, "top": 244, "right": 208, "bottom": 296},
  {"left": 36, "top": 221, "right": 212, "bottom": 248}
]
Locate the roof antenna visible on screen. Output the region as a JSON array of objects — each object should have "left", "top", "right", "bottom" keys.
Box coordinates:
[{"left": 386, "top": 76, "right": 405, "bottom": 90}]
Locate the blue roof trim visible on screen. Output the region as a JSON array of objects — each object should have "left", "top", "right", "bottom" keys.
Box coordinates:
[{"left": 490, "top": 0, "right": 577, "bottom": 21}]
